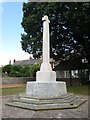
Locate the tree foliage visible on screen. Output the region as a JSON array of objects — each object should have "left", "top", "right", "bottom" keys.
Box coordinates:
[
  {"left": 2, "top": 64, "right": 12, "bottom": 76},
  {"left": 10, "top": 65, "right": 22, "bottom": 77},
  {"left": 21, "top": 2, "right": 90, "bottom": 64},
  {"left": 2, "top": 64, "right": 40, "bottom": 77}
]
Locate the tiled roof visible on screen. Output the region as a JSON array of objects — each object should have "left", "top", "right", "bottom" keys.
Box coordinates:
[
  {"left": 13, "top": 59, "right": 42, "bottom": 66},
  {"left": 13, "top": 58, "right": 56, "bottom": 66}
]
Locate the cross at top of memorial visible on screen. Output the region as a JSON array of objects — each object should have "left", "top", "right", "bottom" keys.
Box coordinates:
[{"left": 42, "top": 15, "right": 50, "bottom": 23}]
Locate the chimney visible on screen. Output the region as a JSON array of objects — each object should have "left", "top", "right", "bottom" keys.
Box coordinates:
[
  {"left": 9, "top": 60, "right": 11, "bottom": 65},
  {"left": 13, "top": 59, "right": 16, "bottom": 64}
]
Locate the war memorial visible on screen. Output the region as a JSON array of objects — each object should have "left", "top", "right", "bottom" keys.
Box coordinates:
[{"left": 6, "top": 15, "right": 86, "bottom": 110}]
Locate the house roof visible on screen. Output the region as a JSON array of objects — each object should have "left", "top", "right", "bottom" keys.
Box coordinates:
[
  {"left": 13, "top": 58, "right": 56, "bottom": 66},
  {"left": 54, "top": 59, "right": 89, "bottom": 71},
  {"left": 13, "top": 58, "right": 42, "bottom": 66}
]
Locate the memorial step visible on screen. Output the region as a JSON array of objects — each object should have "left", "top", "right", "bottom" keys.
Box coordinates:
[
  {"left": 6, "top": 94, "right": 86, "bottom": 110},
  {"left": 6, "top": 98, "right": 86, "bottom": 110},
  {"left": 13, "top": 94, "right": 79, "bottom": 105},
  {"left": 19, "top": 93, "right": 73, "bottom": 100}
]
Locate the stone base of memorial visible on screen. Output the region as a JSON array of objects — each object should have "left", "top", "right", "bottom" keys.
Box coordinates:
[
  {"left": 6, "top": 68, "right": 86, "bottom": 110},
  {"left": 26, "top": 69, "right": 67, "bottom": 98},
  {"left": 26, "top": 81, "right": 67, "bottom": 98},
  {"left": 6, "top": 72, "right": 86, "bottom": 110},
  {"left": 6, "top": 73, "right": 86, "bottom": 110},
  {"left": 25, "top": 70, "right": 66, "bottom": 98}
]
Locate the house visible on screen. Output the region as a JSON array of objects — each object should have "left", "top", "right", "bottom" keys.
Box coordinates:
[
  {"left": 13, "top": 57, "right": 42, "bottom": 66},
  {"left": 54, "top": 58, "right": 89, "bottom": 77},
  {"left": 53, "top": 58, "right": 89, "bottom": 86},
  {"left": 13, "top": 56, "right": 59, "bottom": 69}
]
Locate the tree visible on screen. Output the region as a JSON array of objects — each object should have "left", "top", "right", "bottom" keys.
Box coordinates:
[
  {"left": 7, "top": 64, "right": 40, "bottom": 77},
  {"left": 30, "top": 64, "right": 40, "bottom": 77},
  {"left": 21, "top": 2, "right": 90, "bottom": 65},
  {"left": 20, "top": 65, "right": 31, "bottom": 77},
  {"left": 2, "top": 64, "right": 12, "bottom": 76},
  {"left": 10, "top": 65, "right": 22, "bottom": 77}
]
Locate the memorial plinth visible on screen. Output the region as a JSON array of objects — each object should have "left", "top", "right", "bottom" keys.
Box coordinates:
[{"left": 26, "top": 82, "right": 67, "bottom": 98}]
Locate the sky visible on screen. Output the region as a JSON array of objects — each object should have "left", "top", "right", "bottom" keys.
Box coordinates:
[{"left": 0, "top": 1, "right": 32, "bottom": 66}]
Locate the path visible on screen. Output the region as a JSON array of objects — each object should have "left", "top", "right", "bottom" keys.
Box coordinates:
[{"left": 0, "top": 84, "right": 25, "bottom": 88}]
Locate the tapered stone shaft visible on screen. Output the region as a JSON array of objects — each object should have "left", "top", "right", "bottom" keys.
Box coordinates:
[
  {"left": 40, "top": 15, "right": 52, "bottom": 71},
  {"left": 36, "top": 15, "right": 56, "bottom": 82},
  {"left": 42, "top": 15, "right": 50, "bottom": 63}
]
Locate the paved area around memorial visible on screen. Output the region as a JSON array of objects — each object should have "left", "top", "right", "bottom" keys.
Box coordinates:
[{"left": 1, "top": 95, "right": 89, "bottom": 119}]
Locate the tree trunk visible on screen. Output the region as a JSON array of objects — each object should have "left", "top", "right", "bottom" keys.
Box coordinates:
[{"left": 69, "top": 70, "right": 72, "bottom": 86}]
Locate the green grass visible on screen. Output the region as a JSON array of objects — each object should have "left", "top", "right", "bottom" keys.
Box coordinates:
[
  {"left": 0, "top": 85, "right": 89, "bottom": 96},
  {"left": 0, "top": 87, "right": 26, "bottom": 96},
  {"left": 67, "top": 85, "right": 89, "bottom": 95}
]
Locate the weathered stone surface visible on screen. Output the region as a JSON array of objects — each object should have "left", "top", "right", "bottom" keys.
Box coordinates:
[
  {"left": 36, "top": 71, "right": 56, "bottom": 82},
  {"left": 6, "top": 93, "right": 86, "bottom": 110},
  {"left": 26, "top": 81, "right": 67, "bottom": 98}
]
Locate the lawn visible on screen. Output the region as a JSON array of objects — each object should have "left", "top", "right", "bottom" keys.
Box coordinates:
[
  {"left": 0, "top": 85, "right": 89, "bottom": 96},
  {"left": 0, "top": 87, "right": 26, "bottom": 96},
  {"left": 67, "top": 85, "right": 89, "bottom": 95}
]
